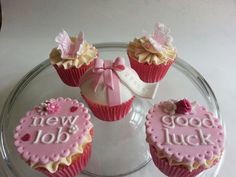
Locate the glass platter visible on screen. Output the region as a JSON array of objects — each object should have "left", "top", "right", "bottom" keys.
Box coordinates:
[{"left": 0, "top": 43, "right": 224, "bottom": 177}]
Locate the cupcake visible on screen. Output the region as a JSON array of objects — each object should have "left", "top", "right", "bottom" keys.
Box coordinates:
[
  {"left": 50, "top": 30, "right": 98, "bottom": 87},
  {"left": 127, "top": 23, "right": 177, "bottom": 83},
  {"left": 14, "top": 97, "right": 93, "bottom": 177},
  {"left": 80, "top": 57, "right": 159, "bottom": 121},
  {"left": 145, "top": 99, "right": 224, "bottom": 177}
]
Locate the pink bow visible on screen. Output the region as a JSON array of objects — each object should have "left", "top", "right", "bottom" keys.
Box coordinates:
[{"left": 92, "top": 57, "right": 125, "bottom": 106}]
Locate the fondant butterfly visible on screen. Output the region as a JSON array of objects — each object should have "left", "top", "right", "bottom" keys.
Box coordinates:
[
  {"left": 55, "top": 30, "right": 84, "bottom": 59},
  {"left": 148, "top": 23, "right": 173, "bottom": 51}
]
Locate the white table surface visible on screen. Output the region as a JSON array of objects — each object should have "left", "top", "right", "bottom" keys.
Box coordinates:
[{"left": 0, "top": 0, "right": 236, "bottom": 176}]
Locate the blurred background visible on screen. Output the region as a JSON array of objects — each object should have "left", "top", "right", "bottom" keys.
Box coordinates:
[{"left": 1, "top": 0, "right": 236, "bottom": 176}]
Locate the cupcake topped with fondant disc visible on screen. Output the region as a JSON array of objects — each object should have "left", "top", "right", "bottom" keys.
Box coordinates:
[
  {"left": 14, "top": 97, "right": 93, "bottom": 177},
  {"left": 146, "top": 99, "right": 224, "bottom": 177},
  {"left": 50, "top": 30, "right": 98, "bottom": 87}
]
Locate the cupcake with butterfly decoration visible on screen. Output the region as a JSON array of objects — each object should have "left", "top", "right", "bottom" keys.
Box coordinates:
[
  {"left": 127, "top": 23, "right": 177, "bottom": 83},
  {"left": 50, "top": 30, "right": 98, "bottom": 87}
]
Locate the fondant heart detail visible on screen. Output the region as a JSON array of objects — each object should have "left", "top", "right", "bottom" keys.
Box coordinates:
[
  {"left": 21, "top": 133, "right": 30, "bottom": 141},
  {"left": 70, "top": 106, "right": 78, "bottom": 112}
]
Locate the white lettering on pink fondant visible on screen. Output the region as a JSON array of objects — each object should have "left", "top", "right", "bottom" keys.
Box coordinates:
[
  {"left": 161, "top": 115, "right": 175, "bottom": 129},
  {"left": 186, "top": 135, "right": 199, "bottom": 146},
  {"left": 31, "top": 116, "right": 79, "bottom": 144},
  {"left": 61, "top": 116, "right": 78, "bottom": 126},
  {"left": 31, "top": 116, "right": 79, "bottom": 127},
  {"left": 56, "top": 127, "right": 70, "bottom": 143},
  {"left": 162, "top": 127, "right": 214, "bottom": 146},
  {"left": 41, "top": 132, "right": 55, "bottom": 144},
  {"left": 202, "top": 114, "right": 217, "bottom": 128},
  {"left": 189, "top": 117, "right": 201, "bottom": 128},
  {"left": 161, "top": 114, "right": 217, "bottom": 129},
  {"left": 46, "top": 116, "right": 59, "bottom": 126},
  {"left": 196, "top": 129, "right": 214, "bottom": 145},
  {"left": 33, "top": 127, "right": 70, "bottom": 144},
  {"left": 175, "top": 116, "right": 188, "bottom": 127},
  {"left": 31, "top": 117, "right": 44, "bottom": 127}
]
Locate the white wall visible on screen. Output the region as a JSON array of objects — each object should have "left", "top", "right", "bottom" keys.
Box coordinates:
[{"left": 1, "top": 0, "right": 236, "bottom": 176}]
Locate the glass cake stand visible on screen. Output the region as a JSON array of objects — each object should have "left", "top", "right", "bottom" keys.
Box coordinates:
[{"left": 0, "top": 43, "right": 224, "bottom": 177}]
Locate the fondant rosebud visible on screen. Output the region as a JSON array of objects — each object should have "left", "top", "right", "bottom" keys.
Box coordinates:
[
  {"left": 175, "top": 99, "right": 191, "bottom": 114},
  {"left": 159, "top": 100, "right": 176, "bottom": 115}
]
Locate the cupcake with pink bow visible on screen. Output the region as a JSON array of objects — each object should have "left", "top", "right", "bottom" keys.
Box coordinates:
[
  {"left": 127, "top": 23, "right": 177, "bottom": 83},
  {"left": 50, "top": 30, "right": 98, "bottom": 87},
  {"left": 79, "top": 57, "right": 159, "bottom": 121}
]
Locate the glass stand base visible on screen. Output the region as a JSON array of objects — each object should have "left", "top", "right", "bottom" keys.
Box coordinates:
[{"left": 83, "top": 98, "right": 152, "bottom": 177}]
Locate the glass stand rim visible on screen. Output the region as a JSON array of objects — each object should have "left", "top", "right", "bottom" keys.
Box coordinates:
[{"left": 0, "top": 42, "right": 223, "bottom": 177}]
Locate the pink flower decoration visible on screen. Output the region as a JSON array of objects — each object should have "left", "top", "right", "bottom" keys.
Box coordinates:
[
  {"left": 159, "top": 100, "right": 177, "bottom": 115},
  {"left": 175, "top": 99, "right": 192, "bottom": 114},
  {"left": 36, "top": 100, "right": 58, "bottom": 115},
  {"left": 46, "top": 101, "right": 59, "bottom": 114},
  {"left": 68, "top": 124, "right": 79, "bottom": 134}
]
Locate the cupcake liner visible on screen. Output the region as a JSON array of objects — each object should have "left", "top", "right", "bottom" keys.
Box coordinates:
[
  {"left": 37, "top": 143, "right": 92, "bottom": 177},
  {"left": 82, "top": 94, "right": 135, "bottom": 121},
  {"left": 54, "top": 61, "right": 94, "bottom": 87},
  {"left": 128, "top": 53, "right": 174, "bottom": 83},
  {"left": 149, "top": 145, "right": 205, "bottom": 177}
]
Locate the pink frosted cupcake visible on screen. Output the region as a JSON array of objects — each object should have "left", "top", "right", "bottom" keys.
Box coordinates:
[
  {"left": 14, "top": 97, "right": 93, "bottom": 177},
  {"left": 145, "top": 99, "right": 224, "bottom": 177},
  {"left": 127, "top": 23, "right": 177, "bottom": 83},
  {"left": 80, "top": 57, "right": 159, "bottom": 121},
  {"left": 50, "top": 30, "right": 98, "bottom": 87}
]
